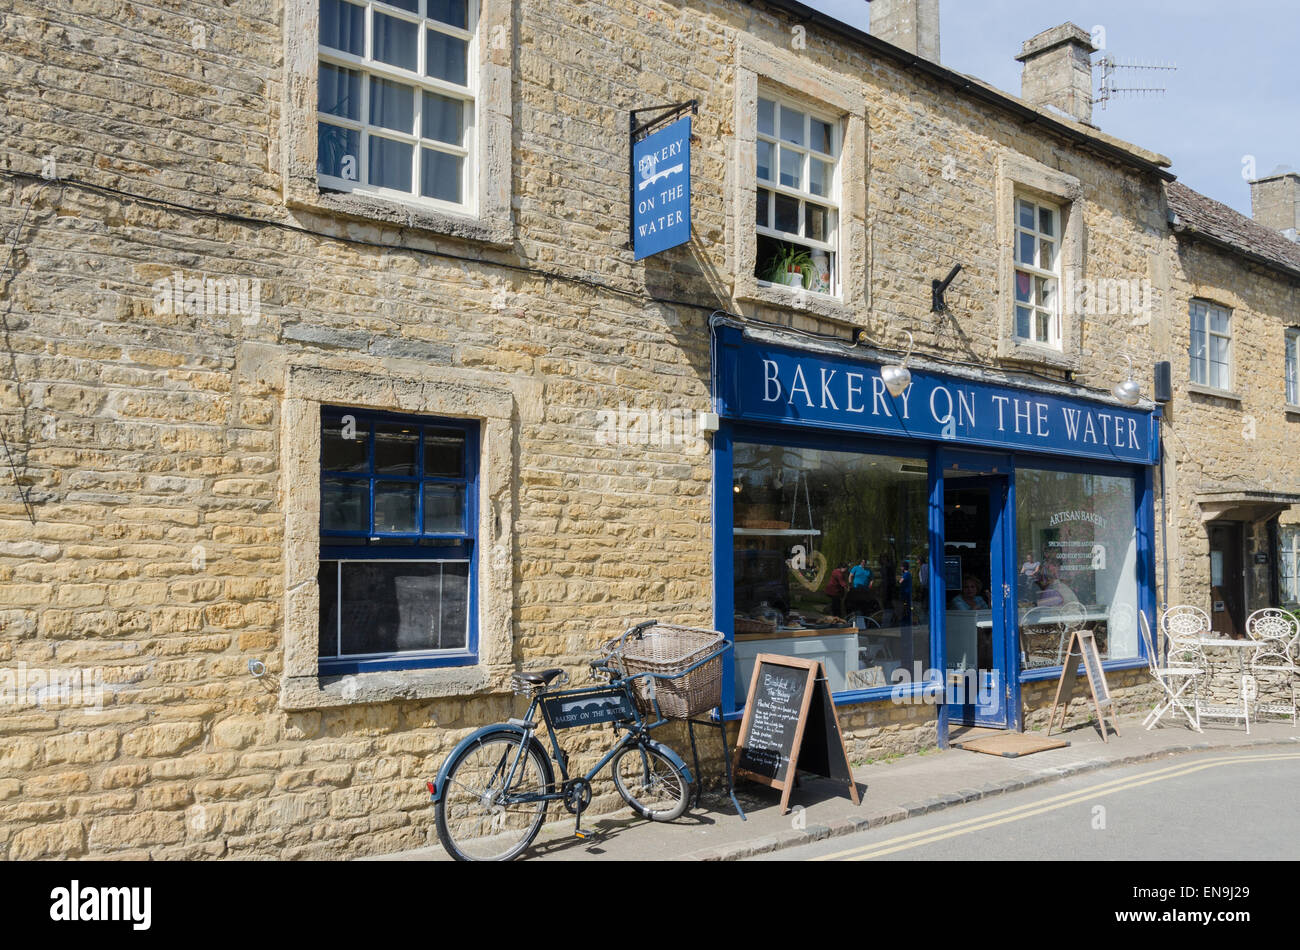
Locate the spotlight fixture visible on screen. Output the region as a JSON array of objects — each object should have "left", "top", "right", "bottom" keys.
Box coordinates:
[
  {"left": 1113, "top": 355, "right": 1142, "bottom": 406},
  {"left": 880, "top": 330, "right": 915, "bottom": 398}
]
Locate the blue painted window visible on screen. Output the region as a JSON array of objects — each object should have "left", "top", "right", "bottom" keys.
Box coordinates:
[{"left": 318, "top": 406, "right": 478, "bottom": 674}]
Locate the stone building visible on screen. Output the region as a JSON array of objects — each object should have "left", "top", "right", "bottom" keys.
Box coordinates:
[
  {"left": 0, "top": 0, "right": 1294, "bottom": 859},
  {"left": 1163, "top": 177, "right": 1300, "bottom": 631}
]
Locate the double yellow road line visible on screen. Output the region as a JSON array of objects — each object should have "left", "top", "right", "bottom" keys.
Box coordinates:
[{"left": 813, "top": 751, "right": 1300, "bottom": 861}]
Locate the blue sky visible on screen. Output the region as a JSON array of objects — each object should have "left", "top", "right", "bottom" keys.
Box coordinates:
[{"left": 802, "top": 0, "right": 1299, "bottom": 215}]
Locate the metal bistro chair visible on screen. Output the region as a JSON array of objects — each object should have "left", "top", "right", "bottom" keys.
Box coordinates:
[
  {"left": 1245, "top": 608, "right": 1299, "bottom": 655},
  {"left": 1139, "top": 610, "right": 1201, "bottom": 732},
  {"left": 1018, "top": 605, "right": 1077, "bottom": 668},
  {"left": 1246, "top": 610, "right": 1299, "bottom": 721},
  {"left": 1160, "top": 604, "right": 1211, "bottom": 652}
]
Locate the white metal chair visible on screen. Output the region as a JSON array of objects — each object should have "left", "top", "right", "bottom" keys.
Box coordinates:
[
  {"left": 1245, "top": 608, "right": 1299, "bottom": 654},
  {"left": 1249, "top": 640, "right": 1298, "bottom": 725},
  {"left": 1160, "top": 607, "right": 1249, "bottom": 730},
  {"left": 1139, "top": 610, "right": 1201, "bottom": 732},
  {"left": 1019, "top": 604, "right": 1083, "bottom": 667},
  {"left": 1161, "top": 604, "right": 1211, "bottom": 651}
]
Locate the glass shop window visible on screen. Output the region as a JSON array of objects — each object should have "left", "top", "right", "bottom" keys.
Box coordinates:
[
  {"left": 1015, "top": 468, "right": 1139, "bottom": 669},
  {"left": 732, "top": 442, "right": 930, "bottom": 698}
]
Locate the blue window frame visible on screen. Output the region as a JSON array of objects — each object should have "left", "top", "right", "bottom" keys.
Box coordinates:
[{"left": 318, "top": 406, "right": 478, "bottom": 674}]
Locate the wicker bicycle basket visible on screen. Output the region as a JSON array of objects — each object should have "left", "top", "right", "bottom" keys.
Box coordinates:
[{"left": 603, "top": 623, "right": 725, "bottom": 719}]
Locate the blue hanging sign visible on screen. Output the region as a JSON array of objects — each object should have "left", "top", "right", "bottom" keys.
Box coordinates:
[
  {"left": 632, "top": 116, "right": 691, "bottom": 260},
  {"left": 715, "top": 326, "right": 1158, "bottom": 466}
]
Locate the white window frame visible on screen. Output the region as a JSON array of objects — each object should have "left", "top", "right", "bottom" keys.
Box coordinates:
[
  {"left": 754, "top": 92, "right": 841, "bottom": 297},
  {"left": 317, "top": 0, "right": 478, "bottom": 214},
  {"left": 282, "top": 0, "right": 511, "bottom": 246},
  {"left": 1286, "top": 327, "right": 1299, "bottom": 407},
  {"left": 1281, "top": 525, "right": 1300, "bottom": 605},
  {"left": 994, "top": 155, "right": 1084, "bottom": 372},
  {"left": 1189, "top": 300, "right": 1232, "bottom": 391},
  {"left": 1012, "top": 195, "right": 1062, "bottom": 348},
  {"left": 731, "top": 34, "right": 867, "bottom": 322}
]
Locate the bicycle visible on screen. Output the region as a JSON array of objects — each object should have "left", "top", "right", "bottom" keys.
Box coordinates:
[{"left": 428, "top": 636, "right": 696, "bottom": 861}]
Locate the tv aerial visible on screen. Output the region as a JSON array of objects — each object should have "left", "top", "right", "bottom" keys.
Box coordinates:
[{"left": 1094, "top": 55, "right": 1177, "bottom": 110}]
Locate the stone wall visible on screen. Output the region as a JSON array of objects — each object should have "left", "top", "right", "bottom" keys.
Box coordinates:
[
  {"left": 1162, "top": 235, "right": 1300, "bottom": 613},
  {"left": 0, "top": 0, "right": 1269, "bottom": 860}
]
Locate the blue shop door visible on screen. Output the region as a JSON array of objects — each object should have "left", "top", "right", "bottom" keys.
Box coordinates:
[{"left": 940, "top": 460, "right": 1012, "bottom": 728}]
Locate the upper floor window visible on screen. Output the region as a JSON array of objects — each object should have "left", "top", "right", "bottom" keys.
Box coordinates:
[
  {"left": 318, "top": 407, "right": 478, "bottom": 674},
  {"left": 755, "top": 94, "right": 840, "bottom": 296},
  {"left": 1189, "top": 300, "right": 1231, "bottom": 391},
  {"left": 317, "top": 0, "right": 476, "bottom": 211},
  {"left": 1286, "top": 328, "right": 1299, "bottom": 406},
  {"left": 1013, "top": 196, "right": 1061, "bottom": 347}
]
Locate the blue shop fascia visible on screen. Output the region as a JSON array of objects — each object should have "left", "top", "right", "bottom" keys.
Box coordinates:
[{"left": 709, "top": 318, "right": 1159, "bottom": 738}]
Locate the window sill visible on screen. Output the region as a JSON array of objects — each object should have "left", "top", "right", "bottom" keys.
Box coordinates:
[
  {"left": 1185, "top": 383, "right": 1243, "bottom": 404},
  {"left": 735, "top": 282, "right": 853, "bottom": 322},
  {"left": 1019, "top": 657, "right": 1146, "bottom": 683},
  {"left": 1284, "top": 404, "right": 1300, "bottom": 419},
  {"left": 996, "top": 337, "right": 1081, "bottom": 373},
  {"left": 280, "top": 664, "right": 498, "bottom": 710},
  {"left": 287, "top": 186, "right": 512, "bottom": 248}
]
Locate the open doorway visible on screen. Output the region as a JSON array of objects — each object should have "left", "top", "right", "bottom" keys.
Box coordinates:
[
  {"left": 1208, "top": 522, "right": 1245, "bottom": 637},
  {"left": 943, "top": 471, "right": 1010, "bottom": 729}
]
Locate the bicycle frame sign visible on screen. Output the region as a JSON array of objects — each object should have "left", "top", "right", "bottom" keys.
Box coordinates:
[{"left": 542, "top": 688, "right": 635, "bottom": 730}]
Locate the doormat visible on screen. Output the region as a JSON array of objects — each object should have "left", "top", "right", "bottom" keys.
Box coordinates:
[{"left": 951, "top": 732, "right": 1069, "bottom": 758}]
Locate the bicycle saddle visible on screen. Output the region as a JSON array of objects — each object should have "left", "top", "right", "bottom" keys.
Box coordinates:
[{"left": 517, "top": 668, "right": 566, "bottom": 686}]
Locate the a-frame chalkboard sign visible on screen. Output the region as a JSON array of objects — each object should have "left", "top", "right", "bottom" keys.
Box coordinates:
[
  {"left": 733, "top": 654, "right": 859, "bottom": 814},
  {"left": 1047, "top": 629, "right": 1120, "bottom": 742}
]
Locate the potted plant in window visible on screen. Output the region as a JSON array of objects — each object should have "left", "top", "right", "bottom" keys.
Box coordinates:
[{"left": 764, "top": 245, "right": 814, "bottom": 289}]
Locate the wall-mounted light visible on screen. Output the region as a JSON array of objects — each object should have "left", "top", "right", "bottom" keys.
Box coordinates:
[
  {"left": 881, "top": 330, "right": 915, "bottom": 398},
  {"left": 1113, "top": 355, "right": 1142, "bottom": 406}
]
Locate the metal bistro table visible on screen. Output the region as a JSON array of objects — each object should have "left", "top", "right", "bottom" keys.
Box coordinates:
[{"left": 1194, "top": 637, "right": 1258, "bottom": 731}]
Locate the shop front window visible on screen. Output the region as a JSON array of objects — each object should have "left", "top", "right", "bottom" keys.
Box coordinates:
[
  {"left": 731, "top": 442, "right": 929, "bottom": 698},
  {"left": 1015, "top": 468, "right": 1139, "bottom": 669}
]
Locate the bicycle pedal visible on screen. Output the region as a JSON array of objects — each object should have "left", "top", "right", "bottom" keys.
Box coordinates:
[{"left": 573, "top": 828, "right": 589, "bottom": 839}]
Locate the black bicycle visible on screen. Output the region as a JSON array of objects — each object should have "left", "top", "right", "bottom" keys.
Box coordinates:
[{"left": 428, "top": 651, "right": 695, "bottom": 861}]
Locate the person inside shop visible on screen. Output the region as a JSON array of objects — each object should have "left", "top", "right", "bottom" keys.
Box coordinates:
[
  {"left": 897, "top": 560, "right": 913, "bottom": 624},
  {"left": 949, "top": 574, "right": 990, "bottom": 610},
  {"left": 1033, "top": 559, "right": 1079, "bottom": 607},
  {"left": 825, "top": 563, "right": 850, "bottom": 618},
  {"left": 846, "top": 557, "right": 872, "bottom": 613}
]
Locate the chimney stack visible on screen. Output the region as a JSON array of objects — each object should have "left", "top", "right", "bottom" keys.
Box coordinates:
[
  {"left": 870, "top": 0, "right": 940, "bottom": 63},
  {"left": 1250, "top": 169, "right": 1300, "bottom": 243},
  {"left": 1016, "top": 23, "right": 1097, "bottom": 125}
]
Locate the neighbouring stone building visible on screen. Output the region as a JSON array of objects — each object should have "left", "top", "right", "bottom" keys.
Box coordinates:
[{"left": 0, "top": 0, "right": 1295, "bottom": 859}]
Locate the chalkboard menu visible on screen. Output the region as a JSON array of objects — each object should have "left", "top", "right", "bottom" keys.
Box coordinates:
[
  {"left": 735, "top": 661, "right": 808, "bottom": 781},
  {"left": 1047, "top": 630, "right": 1118, "bottom": 742},
  {"left": 734, "top": 654, "right": 860, "bottom": 814},
  {"left": 1079, "top": 632, "right": 1110, "bottom": 707}
]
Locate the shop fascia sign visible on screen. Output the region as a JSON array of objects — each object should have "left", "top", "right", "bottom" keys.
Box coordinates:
[{"left": 715, "top": 328, "right": 1158, "bottom": 465}]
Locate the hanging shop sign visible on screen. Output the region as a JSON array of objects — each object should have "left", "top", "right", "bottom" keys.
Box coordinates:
[
  {"left": 631, "top": 110, "right": 692, "bottom": 260},
  {"left": 714, "top": 326, "right": 1159, "bottom": 466}
]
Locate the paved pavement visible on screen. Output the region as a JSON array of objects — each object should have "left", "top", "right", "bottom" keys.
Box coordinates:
[{"left": 370, "top": 716, "right": 1300, "bottom": 862}]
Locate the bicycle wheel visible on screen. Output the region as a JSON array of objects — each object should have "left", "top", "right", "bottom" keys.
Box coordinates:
[
  {"left": 610, "top": 742, "right": 691, "bottom": 822},
  {"left": 435, "top": 733, "right": 551, "bottom": 861}
]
